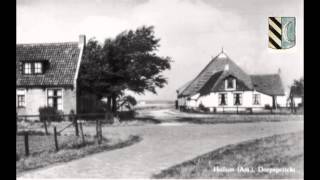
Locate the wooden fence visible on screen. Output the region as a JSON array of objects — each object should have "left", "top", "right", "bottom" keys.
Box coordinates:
[{"left": 16, "top": 113, "right": 107, "bottom": 157}]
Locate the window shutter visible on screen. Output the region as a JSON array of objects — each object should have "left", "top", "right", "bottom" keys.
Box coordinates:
[
  {"left": 20, "top": 62, "right": 23, "bottom": 74},
  {"left": 225, "top": 94, "right": 228, "bottom": 105},
  {"left": 41, "top": 62, "right": 44, "bottom": 73},
  {"left": 43, "top": 61, "right": 49, "bottom": 73},
  {"left": 31, "top": 62, "right": 35, "bottom": 74}
]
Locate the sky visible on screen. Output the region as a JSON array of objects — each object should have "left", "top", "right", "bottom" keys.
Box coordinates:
[{"left": 17, "top": 0, "right": 303, "bottom": 101}]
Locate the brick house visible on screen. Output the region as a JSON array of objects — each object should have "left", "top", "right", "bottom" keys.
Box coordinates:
[{"left": 16, "top": 35, "right": 86, "bottom": 116}]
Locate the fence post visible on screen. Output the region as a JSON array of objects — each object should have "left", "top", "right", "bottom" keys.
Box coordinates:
[
  {"left": 43, "top": 117, "right": 48, "bottom": 135},
  {"left": 24, "top": 132, "right": 29, "bottom": 156},
  {"left": 54, "top": 126, "right": 59, "bottom": 151},
  {"left": 73, "top": 114, "right": 79, "bottom": 137},
  {"left": 79, "top": 121, "right": 85, "bottom": 144},
  {"left": 96, "top": 120, "right": 102, "bottom": 144},
  {"left": 16, "top": 113, "right": 17, "bottom": 134},
  {"left": 99, "top": 120, "right": 102, "bottom": 144}
]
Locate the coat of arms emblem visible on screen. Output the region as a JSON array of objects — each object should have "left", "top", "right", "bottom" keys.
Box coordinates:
[{"left": 268, "top": 17, "right": 296, "bottom": 49}]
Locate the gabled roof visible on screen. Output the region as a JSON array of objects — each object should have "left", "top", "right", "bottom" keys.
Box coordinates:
[
  {"left": 179, "top": 52, "right": 252, "bottom": 96},
  {"left": 16, "top": 42, "right": 83, "bottom": 87},
  {"left": 198, "top": 71, "right": 223, "bottom": 96},
  {"left": 251, "top": 74, "right": 285, "bottom": 96},
  {"left": 178, "top": 51, "right": 285, "bottom": 97}
]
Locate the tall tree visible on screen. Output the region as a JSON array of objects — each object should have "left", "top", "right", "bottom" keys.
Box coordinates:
[
  {"left": 289, "top": 77, "right": 304, "bottom": 111},
  {"left": 78, "top": 26, "right": 172, "bottom": 113}
]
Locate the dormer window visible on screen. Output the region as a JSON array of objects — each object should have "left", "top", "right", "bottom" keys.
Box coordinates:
[
  {"left": 34, "top": 62, "right": 43, "bottom": 74},
  {"left": 227, "top": 78, "right": 233, "bottom": 88},
  {"left": 225, "top": 77, "right": 236, "bottom": 90},
  {"left": 22, "top": 62, "right": 44, "bottom": 75},
  {"left": 24, "top": 63, "right": 32, "bottom": 74}
]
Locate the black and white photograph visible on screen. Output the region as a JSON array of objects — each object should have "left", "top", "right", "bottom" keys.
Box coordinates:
[{"left": 16, "top": 0, "right": 304, "bottom": 179}]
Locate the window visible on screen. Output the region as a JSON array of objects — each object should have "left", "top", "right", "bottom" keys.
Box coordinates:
[
  {"left": 18, "top": 95, "right": 25, "bottom": 108},
  {"left": 219, "top": 93, "right": 227, "bottom": 105},
  {"left": 23, "top": 62, "right": 43, "bottom": 74},
  {"left": 225, "top": 77, "right": 236, "bottom": 90},
  {"left": 24, "top": 63, "right": 32, "bottom": 74},
  {"left": 17, "top": 89, "right": 26, "bottom": 108},
  {"left": 253, "top": 94, "right": 261, "bottom": 105},
  {"left": 234, "top": 93, "right": 242, "bottom": 105},
  {"left": 34, "top": 62, "right": 42, "bottom": 74},
  {"left": 227, "top": 78, "right": 234, "bottom": 89},
  {"left": 47, "top": 89, "right": 62, "bottom": 111}
]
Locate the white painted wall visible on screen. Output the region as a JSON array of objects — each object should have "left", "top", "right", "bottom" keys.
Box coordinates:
[
  {"left": 16, "top": 88, "right": 76, "bottom": 116},
  {"left": 293, "top": 97, "right": 302, "bottom": 106},
  {"left": 179, "top": 90, "right": 282, "bottom": 110},
  {"left": 177, "top": 96, "right": 187, "bottom": 106},
  {"left": 17, "top": 88, "right": 47, "bottom": 116},
  {"left": 277, "top": 95, "right": 288, "bottom": 107}
]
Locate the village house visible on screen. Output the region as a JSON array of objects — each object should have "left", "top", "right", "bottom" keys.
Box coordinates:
[
  {"left": 16, "top": 35, "right": 86, "bottom": 117},
  {"left": 176, "top": 51, "right": 285, "bottom": 112}
]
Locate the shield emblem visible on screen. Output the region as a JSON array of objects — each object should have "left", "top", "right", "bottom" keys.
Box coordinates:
[{"left": 268, "top": 17, "right": 296, "bottom": 49}]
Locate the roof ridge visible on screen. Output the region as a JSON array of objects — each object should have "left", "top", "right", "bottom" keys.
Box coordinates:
[
  {"left": 179, "top": 53, "right": 221, "bottom": 95},
  {"left": 180, "top": 52, "right": 253, "bottom": 96}
]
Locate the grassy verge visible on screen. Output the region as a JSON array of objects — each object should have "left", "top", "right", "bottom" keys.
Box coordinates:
[
  {"left": 153, "top": 131, "right": 303, "bottom": 179},
  {"left": 16, "top": 135, "right": 142, "bottom": 175},
  {"left": 174, "top": 114, "right": 303, "bottom": 124}
]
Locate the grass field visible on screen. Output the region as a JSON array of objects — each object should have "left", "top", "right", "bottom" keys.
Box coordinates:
[
  {"left": 16, "top": 134, "right": 142, "bottom": 174},
  {"left": 16, "top": 135, "right": 82, "bottom": 157},
  {"left": 153, "top": 131, "right": 303, "bottom": 179}
]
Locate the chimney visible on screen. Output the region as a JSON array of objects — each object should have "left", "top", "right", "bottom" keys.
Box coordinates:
[
  {"left": 278, "top": 68, "right": 281, "bottom": 74},
  {"left": 78, "top": 34, "right": 86, "bottom": 48},
  {"left": 224, "top": 64, "right": 229, "bottom": 71}
]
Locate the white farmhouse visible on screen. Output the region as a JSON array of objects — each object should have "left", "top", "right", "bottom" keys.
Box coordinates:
[{"left": 176, "top": 51, "right": 285, "bottom": 112}]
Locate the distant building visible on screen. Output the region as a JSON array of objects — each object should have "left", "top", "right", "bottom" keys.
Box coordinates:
[
  {"left": 16, "top": 35, "right": 86, "bottom": 116},
  {"left": 176, "top": 51, "right": 285, "bottom": 112}
]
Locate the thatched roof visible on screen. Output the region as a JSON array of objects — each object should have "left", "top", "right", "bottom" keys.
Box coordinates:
[
  {"left": 179, "top": 52, "right": 252, "bottom": 97},
  {"left": 178, "top": 52, "right": 285, "bottom": 97},
  {"left": 176, "top": 80, "right": 192, "bottom": 94},
  {"left": 251, "top": 74, "right": 285, "bottom": 96}
]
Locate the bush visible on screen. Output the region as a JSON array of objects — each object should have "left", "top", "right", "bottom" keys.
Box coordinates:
[
  {"left": 39, "top": 106, "right": 63, "bottom": 122},
  {"left": 179, "top": 106, "right": 187, "bottom": 112},
  {"left": 78, "top": 94, "right": 107, "bottom": 114},
  {"left": 198, "top": 103, "right": 210, "bottom": 112},
  {"left": 246, "top": 108, "right": 253, "bottom": 113},
  {"left": 264, "top": 104, "right": 272, "bottom": 110},
  {"left": 118, "top": 110, "right": 136, "bottom": 120}
]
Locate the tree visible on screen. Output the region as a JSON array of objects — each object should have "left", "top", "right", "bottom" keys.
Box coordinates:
[
  {"left": 117, "top": 95, "right": 137, "bottom": 111},
  {"left": 289, "top": 77, "right": 304, "bottom": 112},
  {"left": 78, "top": 26, "right": 172, "bottom": 113}
]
